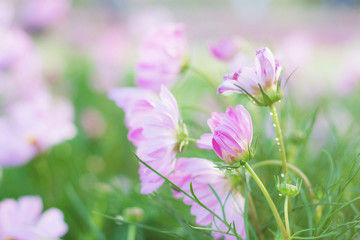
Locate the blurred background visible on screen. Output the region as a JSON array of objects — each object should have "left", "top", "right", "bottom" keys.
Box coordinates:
[{"left": 1, "top": 0, "right": 360, "bottom": 239}]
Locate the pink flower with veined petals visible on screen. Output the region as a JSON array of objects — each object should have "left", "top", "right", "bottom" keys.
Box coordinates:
[
  {"left": 210, "top": 39, "right": 237, "bottom": 62},
  {"left": 218, "top": 47, "right": 282, "bottom": 97},
  {"left": 0, "top": 93, "right": 76, "bottom": 167},
  {"left": 135, "top": 24, "right": 186, "bottom": 92},
  {"left": 170, "top": 158, "right": 246, "bottom": 240},
  {"left": 109, "top": 86, "right": 186, "bottom": 194},
  {"left": 0, "top": 196, "right": 68, "bottom": 239},
  {"left": 197, "top": 105, "right": 253, "bottom": 164}
]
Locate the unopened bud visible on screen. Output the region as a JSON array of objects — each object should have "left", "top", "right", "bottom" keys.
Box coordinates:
[
  {"left": 124, "top": 207, "right": 144, "bottom": 223},
  {"left": 275, "top": 175, "right": 302, "bottom": 197}
]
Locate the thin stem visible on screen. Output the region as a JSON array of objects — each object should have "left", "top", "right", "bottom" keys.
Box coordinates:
[
  {"left": 269, "top": 104, "right": 288, "bottom": 175},
  {"left": 244, "top": 162, "right": 289, "bottom": 239},
  {"left": 127, "top": 224, "right": 136, "bottom": 240},
  {"left": 285, "top": 196, "right": 291, "bottom": 236},
  {"left": 252, "top": 160, "right": 315, "bottom": 203}
]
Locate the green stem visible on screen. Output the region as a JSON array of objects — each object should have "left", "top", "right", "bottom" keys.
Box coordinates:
[
  {"left": 252, "top": 160, "right": 315, "bottom": 203},
  {"left": 187, "top": 138, "right": 200, "bottom": 144},
  {"left": 285, "top": 196, "right": 291, "bottom": 236},
  {"left": 127, "top": 224, "right": 136, "bottom": 240},
  {"left": 244, "top": 162, "right": 289, "bottom": 239},
  {"left": 269, "top": 104, "right": 288, "bottom": 175}
]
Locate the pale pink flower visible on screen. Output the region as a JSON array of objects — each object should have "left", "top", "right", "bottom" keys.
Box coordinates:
[
  {"left": 197, "top": 105, "right": 253, "bottom": 164},
  {"left": 210, "top": 39, "right": 237, "bottom": 62},
  {"left": 0, "top": 196, "right": 68, "bottom": 239},
  {"left": 0, "top": 93, "right": 76, "bottom": 167},
  {"left": 90, "top": 27, "right": 128, "bottom": 92},
  {"left": 0, "top": 27, "right": 45, "bottom": 103},
  {"left": 109, "top": 86, "right": 186, "bottom": 194},
  {"left": 108, "top": 87, "right": 157, "bottom": 145},
  {"left": 170, "top": 157, "right": 246, "bottom": 240},
  {"left": 20, "top": 0, "right": 70, "bottom": 31},
  {"left": 218, "top": 47, "right": 282, "bottom": 97},
  {"left": 135, "top": 24, "right": 186, "bottom": 92}
]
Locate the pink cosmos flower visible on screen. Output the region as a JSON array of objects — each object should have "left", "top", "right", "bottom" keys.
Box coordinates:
[
  {"left": 170, "top": 158, "right": 246, "bottom": 240},
  {"left": 218, "top": 47, "right": 282, "bottom": 97},
  {"left": 0, "top": 196, "right": 68, "bottom": 239},
  {"left": 20, "top": 0, "right": 70, "bottom": 31},
  {"left": 197, "top": 105, "right": 253, "bottom": 164},
  {"left": 0, "top": 93, "right": 76, "bottom": 167},
  {"left": 210, "top": 39, "right": 237, "bottom": 62},
  {"left": 109, "top": 86, "right": 186, "bottom": 194},
  {"left": 135, "top": 24, "right": 186, "bottom": 92},
  {"left": 108, "top": 87, "right": 157, "bottom": 145}
]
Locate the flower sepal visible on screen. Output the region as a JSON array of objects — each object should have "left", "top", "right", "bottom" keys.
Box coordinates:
[
  {"left": 236, "top": 82, "right": 283, "bottom": 106},
  {"left": 176, "top": 120, "right": 189, "bottom": 152},
  {"left": 215, "top": 146, "right": 255, "bottom": 170}
]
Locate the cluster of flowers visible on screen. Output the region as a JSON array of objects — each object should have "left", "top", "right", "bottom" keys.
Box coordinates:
[
  {"left": 0, "top": 3, "right": 72, "bottom": 238},
  {"left": 109, "top": 23, "right": 285, "bottom": 240}
]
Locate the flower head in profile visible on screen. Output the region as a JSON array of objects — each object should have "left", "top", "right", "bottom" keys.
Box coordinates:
[
  {"left": 0, "top": 93, "right": 76, "bottom": 167},
  {"left": 135, "top": 23, "right": 187, "bottom": 92},
  {"left": 170, "top": 158, "right": 246, "bottom": 240},
  {"left": 109, "top": 86, "right": 188, "bottom": 194},
  {"left": 218, "top": 47, "right": 284, "bottom": 106},
  {"left": 197, "top": 105, "right": 253, "bottom": 164},
  {"left": 0, "top": 196, "right": 68, "bottom": 239}
]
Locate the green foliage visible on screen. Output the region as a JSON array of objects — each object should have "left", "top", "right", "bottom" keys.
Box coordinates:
[{"left": 1, "top": 48, "right": 359, "bottom": 240}]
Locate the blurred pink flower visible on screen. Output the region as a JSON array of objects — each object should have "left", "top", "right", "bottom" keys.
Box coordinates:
[
  {"left": 0, "top": 94, "right": 76, "bottom": 167},
  {"left": 126, "top": 8, "right": 174, "bottom": 40},
  {"left": 0, "top": 27, "right": 45, "bottom": 103},
  {"left": 0, "top": 1, "right": 14, "bottom": 26},
  {"left": 20, "top": 0, "right": 70, "bottom": 31},
  {"left": 170, "top": 157, "right": 246, "bottom": 240},
  {"left": 135, "top": 24, "right": 186, "bottom": 92},
  {"left": 197, "top": 105, "right": 253, "bottom": 164},
  {"left": 336, "top": 50, "right": 360, "bottom": 95},
  {"left": 210, "top": 39, "right": 237, "bottom": 62},
  {"left": 90, "top": 27, "right": 128, "bottom": 92},
  {"left": 80, "top": 108, "right": 106, "bottom": 139},
  {"left": 218, "top": 47, "right": 282, "bottom": 96},
  {"left": 109, "top": 86, "right": 186, "bottom": 194},
  {"left": 0, "top": 196, "right": 68, "bottom": 239},
  {"left": 276, "top": 31, "right": 314, "bottom": 71}
]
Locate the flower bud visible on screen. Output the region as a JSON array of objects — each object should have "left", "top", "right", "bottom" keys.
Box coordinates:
[
  {"left": 124, "top": 207, "right": 144, "bottom": 223},
  {"left": 275, "top": 175, "right": 302, "bottom": 197}
]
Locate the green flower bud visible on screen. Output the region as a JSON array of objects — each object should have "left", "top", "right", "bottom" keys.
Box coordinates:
[
  {"left": 124, "top": 207, "right": 144, "bottom": 223},
  {"left": 275, "top": 175, "right": 302, "bottom": 197}
]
